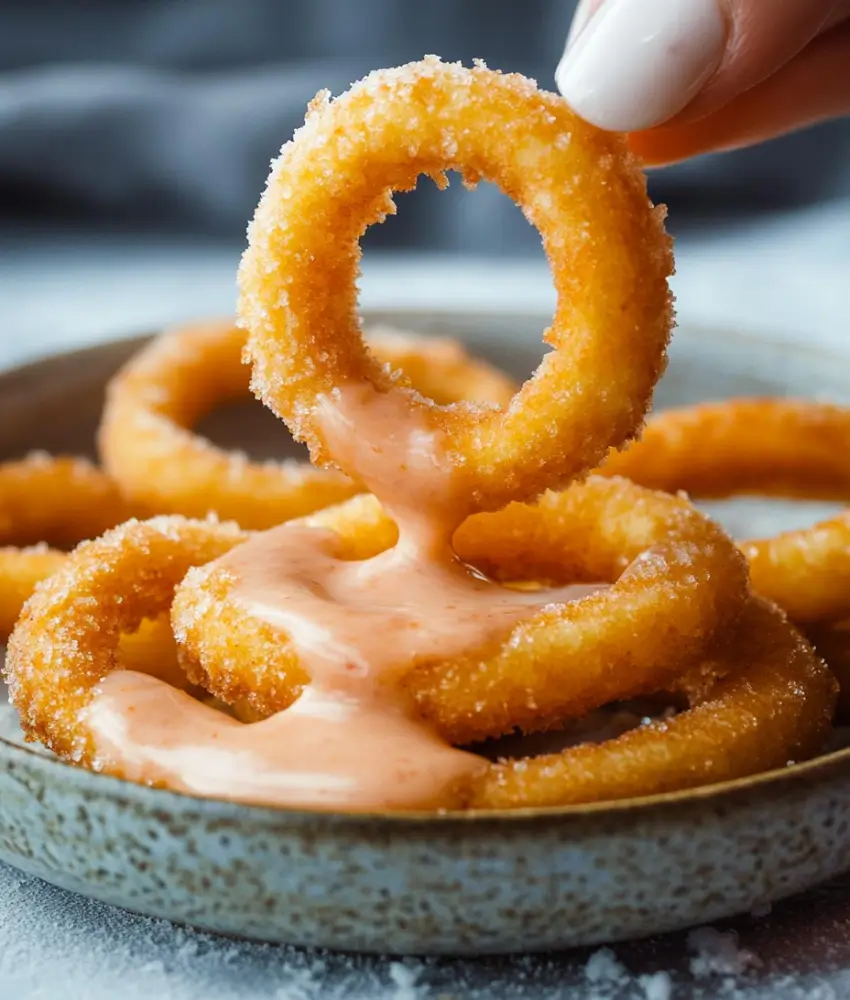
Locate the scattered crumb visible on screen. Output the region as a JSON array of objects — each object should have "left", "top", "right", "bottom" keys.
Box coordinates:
[
  {"left": 388, "top": 961, "right": 423, "bottom": 999},
  {"left": 584, "top": 947, "right": 629, "bottom": 987},
  {"left": 687, "top": 926, "right": 761, "bottom": 979},
  {"left": 638, "top": 971, "right": 673, "bottom": 1000}
]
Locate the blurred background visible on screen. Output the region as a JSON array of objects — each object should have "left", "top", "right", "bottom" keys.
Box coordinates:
[{"left": 0, "top": 0, "right": 849, "bottom": 364}]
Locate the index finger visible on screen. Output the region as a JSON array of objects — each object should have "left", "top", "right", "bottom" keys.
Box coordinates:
[{"left": 627, "top": 19, "right": 850, "bottom": 165}]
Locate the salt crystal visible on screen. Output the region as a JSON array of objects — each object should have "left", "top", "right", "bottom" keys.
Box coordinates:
[
  {"left": 584, "top": 947, "right": 628, "bottom": 985},
  {"left": 638, "top": 970, "right": 673, "bottom": 1000},
  {"left": 388, "top": 960, "right": 423, "bottom": 999},
  {"left": 687, "top": 926, "right": 760, "bottom": 979}
]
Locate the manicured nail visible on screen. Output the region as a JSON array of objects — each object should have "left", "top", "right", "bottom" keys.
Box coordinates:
[
  {"left": 566, "top": 0, "right": 600, "bottom": 47},
  {"left": 556, "top": 0, "right": 726, "bottom": 132}
]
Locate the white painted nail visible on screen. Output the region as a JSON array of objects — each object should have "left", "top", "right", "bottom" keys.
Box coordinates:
[
  {"left": 555, "top": 0, "right": 726, "bottom": 132},
  {"left": 566, "top": 0, "right": 598, "bottom": 47}
]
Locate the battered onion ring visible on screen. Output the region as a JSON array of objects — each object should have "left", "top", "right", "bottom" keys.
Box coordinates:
[
  {"left": 602, "top": 398, "right": 850, "bottom": 623},
  {"left": 0, "top": 455, "right": 136, "bottom": 638},
  {"left": 0, "top": 553, "right": 193, "bottom": 674},
  {"left": 172, "top": 476, "right": 748, "bottom": 744},
  {"left": 117, "top": 615, "right": 200, "bottom": 693},
  {"left": 5, "top": 516, "right": 247, "bottom": 762},
  {"left": 0, "top": 546, "right": 64, "bottom": 639},
  {"left": 0, "top": 547, "right": 189, "bottom": 691},
  {"left": 1, "top": 556, "right": 202, "bottom": 689},
  {"left": 804, "top": 622, "right": 850, "bottom": 718},
  {"left": 239, "top": 57, "right": 673, "bottom": 512},
  {"left": 467, "top": 598, "right": 836, "bottom": 809},
  {"left": 98, "top": 319, "right": 516, "bottom": 529},
  {"left": 603, "top": 398, "right": 850, "bottom": 500},
  {"left": 0, "top": 454, "right": 133, "bottom": 548}
]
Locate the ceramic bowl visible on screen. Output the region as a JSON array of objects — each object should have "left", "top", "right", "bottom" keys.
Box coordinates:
[{"left": 1, "top": 310, "right": 849, "bottom": 956}]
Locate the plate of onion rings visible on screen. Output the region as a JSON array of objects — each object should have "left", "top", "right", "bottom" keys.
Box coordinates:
[
  {"left": 2, "top": 58, "right": 850, "bottom": 956},
  {"left": 1, "top": 310, "right": 850, "bottom": 955}
]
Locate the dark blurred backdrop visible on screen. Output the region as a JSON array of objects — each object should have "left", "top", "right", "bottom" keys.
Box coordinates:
[{"left": 1, "top": 0, "right": 849, "bottom": 253}]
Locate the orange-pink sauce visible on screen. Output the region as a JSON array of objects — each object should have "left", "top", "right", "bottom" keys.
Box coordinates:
[{"left": 86, "top": 384, "right": 601, "bottom": 811}]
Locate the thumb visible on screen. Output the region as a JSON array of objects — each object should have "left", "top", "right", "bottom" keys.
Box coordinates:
[{"left": 556, "top": 0, "right": 842, "bottom": 133}]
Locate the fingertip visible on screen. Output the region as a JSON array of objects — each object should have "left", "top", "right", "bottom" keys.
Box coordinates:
[
  {"left": 556, "top": 0, "right": 726, "bottom": 132},
  {"left": 626, "top": 131, "right": 692, "bottom": 167}
]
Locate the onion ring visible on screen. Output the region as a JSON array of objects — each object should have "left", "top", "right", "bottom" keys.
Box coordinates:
[
  {"left": 5, "top": 516, "right": 247, "bottom": 761},
  {"left": 172, "top": 475, "right": 748, "bottom": 743},
  {"left": 239, "top": 57, "right": 674, "bottom": 512},
  {"left": 117, "top": 615, "right": 201, "bottom": 693},
  {"left": 98, "top": 319, "right": 516, "bottom": 529},
  {"left": 602, "top": 398, "right": 850, "bottom": 623},
  {"left": 0, "top": 548, "right": 196, "bottom": 688},
  {"left": 0, "top": 454, "right": 133, "bottom": 548},
  {"left": 804, "top": 621, "right": 850, "bottom": 718},
  {"left": 603, "top": 398, "right": 850, "bottom": 501},
  {"left": 0, "top": 455, "right": 136, "bottom": 638},
  {"left": 468, "top": 597, "right": 836, "bottom": 808},
  {"left": 0, "top": 546, "right": 65, "bottom": 639}
]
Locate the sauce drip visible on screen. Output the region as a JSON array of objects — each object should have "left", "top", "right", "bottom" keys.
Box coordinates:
[{"left": 87, "top": 384, "right": 601, "bottom": 811}]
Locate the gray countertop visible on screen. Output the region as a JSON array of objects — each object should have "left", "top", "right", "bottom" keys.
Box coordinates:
[
  {"left": 1, "top": 208, "right": 849, "bottom": 999},
  {"left": 4, "top": 856, "right": 850, "bottom": 999}
]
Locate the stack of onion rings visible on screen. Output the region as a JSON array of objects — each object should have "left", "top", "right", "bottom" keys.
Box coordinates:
[
  {"left": 470, "top": 596, "right": 834, "bottom": 809},
  {"left": 8, "top": 509, "right": 834, "bottom": 808},
  {"left": 172, "top": 478, "right": 750, "bottom": 742},
  {"left": 2, "top": 59, "right": 840, "bottom": 814}
]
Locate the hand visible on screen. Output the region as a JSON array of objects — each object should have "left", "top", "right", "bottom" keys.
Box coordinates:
[{"left": 555, "top": 0, "right": 850, "bottom": 164}]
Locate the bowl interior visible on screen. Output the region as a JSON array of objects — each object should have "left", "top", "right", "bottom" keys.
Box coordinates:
[
  {"left": 2, "top": 309, "right": 850, "bottom": 460},
  {"left": 1, "top": 310, "right": 849, "bottom": 814}
]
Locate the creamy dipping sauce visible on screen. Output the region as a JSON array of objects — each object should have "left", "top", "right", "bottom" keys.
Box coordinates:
[{"left": 87, "top": 384, "right": 601, "bottom": 811}]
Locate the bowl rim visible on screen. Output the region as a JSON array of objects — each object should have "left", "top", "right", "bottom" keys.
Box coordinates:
[
  {"left": 4, "top": 729, "right": 850, "bottom": 830},
  {"left": 3, "top": 315, "right": 849, "bottom": 830}
]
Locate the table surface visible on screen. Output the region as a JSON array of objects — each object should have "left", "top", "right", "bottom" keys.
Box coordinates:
[{"left": 1, "top": 207, "right": 850, "bottom": 999}]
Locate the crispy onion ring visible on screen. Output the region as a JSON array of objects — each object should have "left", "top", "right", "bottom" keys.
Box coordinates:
[
  {"left": 239, "top": 57, "right": 673, "bottom": 512},
  {"left": 0, "top": 547, "right": 195, "bottom": 688},
  {"left": 0, "top": 546, "right": 65, "bottom": 639},
  {"left": 172, "top": 476, "right": 748, "bottom": 743},
  {"left": 5, "top": 517, "right": 247, "bottom": 761},
  {"left": 603, "top": 398, "right": 850, "bottom": 623},
  {"left": 0, "top": 455, "right": 135, "bottom": 639},
  {"left": 0, "top": 454, "right": 133, "bottom": 548},
  {"left": 804, "top": 622, "right": 850, "bottom": 718},
  {"left": 468, "top": 598, "right": 836, "bottom": 809},
  {"left": 603, "top": 398, "right": 850, "bottom": 500},
  {"left": 99, "top": 320, "right": 515, "bottom": 529},
  {"left": 117, "top": 615, "right": 201, "bottom": 693}
]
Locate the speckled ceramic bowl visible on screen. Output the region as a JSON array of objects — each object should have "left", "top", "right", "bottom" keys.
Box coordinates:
[{"left": 2, "top": 310, "right": 850, "bottom": 956}]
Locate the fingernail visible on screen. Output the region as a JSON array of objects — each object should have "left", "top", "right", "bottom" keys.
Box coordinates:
[
  {"left": 556, "top": 0, "right": 726, "bottom": 132},
  {"left": 566, "top": 0, "right": 600, "bottom": 47}
]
